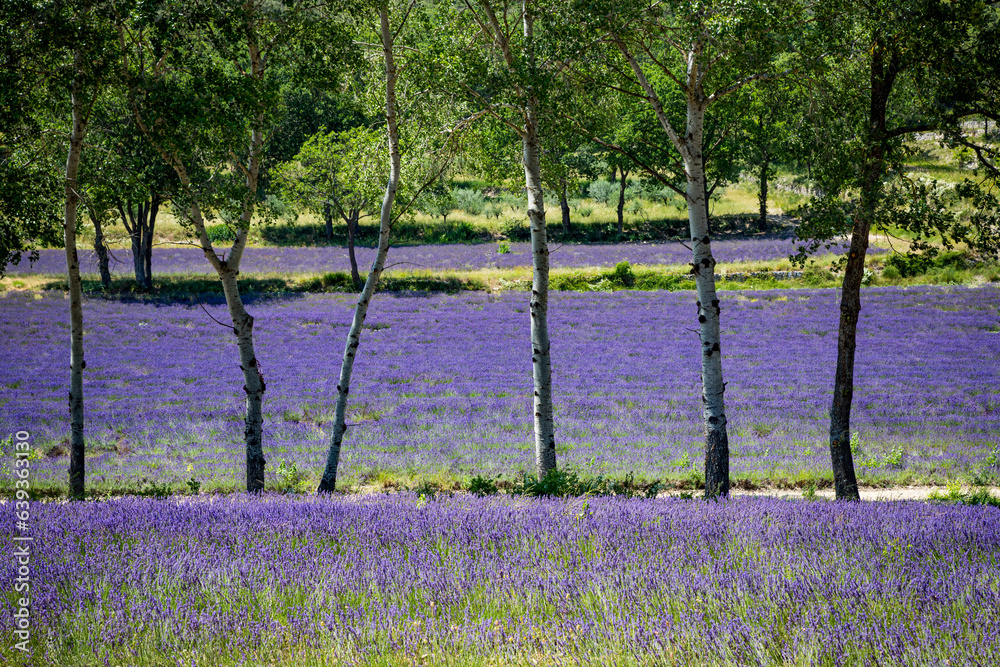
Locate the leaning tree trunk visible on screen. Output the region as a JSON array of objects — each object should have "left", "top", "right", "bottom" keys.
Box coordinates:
[
  {"left": 684, "top": 101, "right": 730, "bottom": 499},
  {"left": 559, "top": 176, "right": 571, "bottom": 235},
  {"left": 219, "top": 264, "right": 266, "bottom": 492},
  {"left": 65, "top": 78, "right": 88, "bottom": 501},
  {"left": 758, "top": 153, "right": 770, "bottom": 232},
  {"left": 91, "top": 212, "right": 111, "bottom": 289},
  {"left": 827, "top": 47, "right": 896, "bottom": 502},
  {"left": 617, "top": 170, "right": 627, "bottom": 235},
  {"left": 347, "top": 208, "right": 362, "bottom": 290},
  {"left": 317, "top": 6, "right": 401, "bottom": 493}
]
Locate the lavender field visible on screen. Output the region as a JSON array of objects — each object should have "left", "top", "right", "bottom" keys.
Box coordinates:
[
  {"left": 1, "top": 285, "right": 998, "bottom": 492},
  {"left": 3, "top": 238, "right": 867, "bottom": 276},
  {"left": 2, "top": 495, "right": 998, "bottom": 665}
]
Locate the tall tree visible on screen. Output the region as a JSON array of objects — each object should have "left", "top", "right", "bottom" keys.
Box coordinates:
[
  {"left": 318, "top": 6, "right": 401, "bottom": 493},
  {"left": 794, "top": 0, "right": 1000, "bottom": 500},
  {"left": 4, "top": 0, "right": 121, "bottom": 498},
  {"left": 428, "top": 0, "right": 564, "bottom": 479},
  {"left": 123, "top": 0, "right": 354, "bottom": 492},
  {"left": 567, "top": 0, "right": 825, "bottom": 497}
]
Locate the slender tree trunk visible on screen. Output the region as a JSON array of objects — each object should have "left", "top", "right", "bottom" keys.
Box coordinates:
[
  {"left": 758, "top": 153, "right": 770, "bottom": 232},
  {"left": 119, "top": 202, "right": 147, "bottom": 288},
  {"left": 318, "top": 6, "right": 400, "bottom": 493},
  {"left": 828, "top": 47, "right": 896, "bottom": 502},
  {"left": 522, "top": 11, "right": 556, "bottom": 480},
  {"left": 65, "top": 79, "right": 88, "bottom": 501},
  {"left": 91, "top": 212, "right": 111, "bottom": 289},
  {"left": 684, "top": 101, "right": 729, "bottom": 499},
  {"left": 218, "top": 265, "right": 265, "bottom": 492},
  {"left": 347, "top": 208, "right": 362, "bottom": 290},
  {"left": 142, "top": 196, "right": 158, "bottom": 289},
  {"left": 617, "top": 171, "right": 627, "bottom": 235},
  {"left": 323, "top": 202, "right": 334, "bottom": 239},
  {"left": 559, "top": 176, "right": 570, "bottom": 235}
]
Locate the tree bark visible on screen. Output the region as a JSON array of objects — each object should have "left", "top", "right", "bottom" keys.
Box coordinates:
[
  {"left": 685, "top": 103, "right": 729, "bottom": 499},
  {"left": 616, "top": 170, "right": 627, "bottom": 235},
  {"left": 523, "top": 10, "right": 556, "bottom": 480},
  {"left": 323, "top": 202, "right": 334, "bottom": 239},
  {"left": 616, "top": 39, "right": 730, "bottom": 497},
  {"left": 143, "top": 195, "right": 158, "bottom": 289},
  {"left": 559, "top": 176, "right": 570, "bottom": 235},
  {"left": 347, "top": 208, "right": 362, "bottom": 290},
  {"left": 757, "top": 153, "right": 770, "bottom": 232},
  {"left": 91, "top": 212, "right": 111, "bottom": 289},
  {"left": 65, "top": 76, "right": 88, "bottom": 501},
  {"left": 129, "top": 23, "right": 269, "bottom": 494},
  {"left": 317, "top": 6, "right": 401, "bottom": 493},
  {"left": 828, "top": 44, "right": 897, "bottom": 502}
]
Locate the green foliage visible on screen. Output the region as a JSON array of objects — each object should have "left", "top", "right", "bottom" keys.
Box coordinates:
[
  {"left": 611, "top": 261, "right": 635, "bottom": 287},
  {"left": 275, "top": 461, "right": 307, "bottom": 493},
  {"left": 802, "top": 264, "right": 835, "bottom": 285},
  {"left": 468, "top": 475, "right": 499, "bottom": 496},
  {"left": 496, "top": 241, "right": 510, "bottom": 254},
  {"left": 511, "top": 468, "right": 658, "bottom": 499},
  {"left": 929, "top": 484, "right": 1000, "bottom": 507},
  {"left": 453, "top": 188, "right": 485, "bottom": 216},
  {"left": 588, "top": 179, "right": 616, "bottom": 205},
  {"left": 885, "top": 250, "right": 970, "bottom": 278}
]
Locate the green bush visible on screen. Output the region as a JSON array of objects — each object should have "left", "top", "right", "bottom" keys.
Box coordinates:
[
  {"left": 453, "top": 188, "right": 485, "bottom": 216},
  {"left": 588, "top": 179, "right": 616, "bottom": 205},
  {"left": 468, "top": 475, "right": 499, "bottom": 496},
  {"left": 803, "top": 265, "right": 835, "bottom": 285},
  {"left": 511, "top": 468, "right": 658, "bottom": 498},
  {"left": 611, "top": 261, "right": 635, "bottom": 287},
  {"left": 880, "top": 264, "right": 901, "bottom": 280}
]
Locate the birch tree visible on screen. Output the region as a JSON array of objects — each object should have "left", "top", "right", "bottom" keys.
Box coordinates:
[
  {"left": 122, "top": 0, "right": 354, "bottom": 492},
  {"left": 3, "top": 0, "right": 122, "bottom": 498},
  {"left": 316, "top": 1, "right": 469, "bottom": 492},
  {"left": 566, "top": 0, "right": 826, "bottom": 497},
  {"left": 425, "top": 0, "right": 563, "bottom": 479}
]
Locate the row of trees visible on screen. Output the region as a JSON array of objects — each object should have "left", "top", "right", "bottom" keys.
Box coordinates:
[{"left": 2, "top": 0, "right": 998, "bottom": 500}]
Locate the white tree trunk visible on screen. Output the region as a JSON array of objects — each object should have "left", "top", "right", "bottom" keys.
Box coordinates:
[
  {"left": 65, "top": 79, "right": 88, "bottom": 500},
  {"left": 683, "top": 101, "right": 729, "bottom": 499},
  {"left": 617, "top": 40, "right": 730, "bottom": 497},
  {"left": 318, "top": 6, "right": 401, "bottom": 493},
  {"left": 522, "top": 7, "right": 556, "bottom": 479}
]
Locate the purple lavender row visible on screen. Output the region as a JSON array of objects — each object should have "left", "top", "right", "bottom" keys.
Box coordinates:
[
  {"left": 3, "top": 238, "right": 873, "bottom": 275},
  {"left": 0, "top": 495, "right": 997, "bottom": 663},
  {"left": 1, "top": 285, "right": 997, "bottom": 489}
]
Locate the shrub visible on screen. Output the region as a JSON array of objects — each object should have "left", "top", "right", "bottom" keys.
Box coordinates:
[
  {"left": 468, "top": 475, "right": 499, "bottom": 496},
  {"left": 499, "top": 193, "right": 525, "bottom": 212},
  {"left": 611, "top": 261, "right": 635, "bottom": 287},
  {"left": 453, "top": 188, "right": 485, "bottom": 216},
  {"left": 803, "top": 265, "right": 835, "bottom": 286},
  {"left": 588, "top": 179, "right": 616, "bottom": 205},
  {"left": 497, "top": 241, "right": 510, "bottom": 255},
  {"left": 577, "top": 206, "right": 594, "bottom": 218},
  {"left": 880, "top": 264, "right": 901, "bottom": 280}
]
